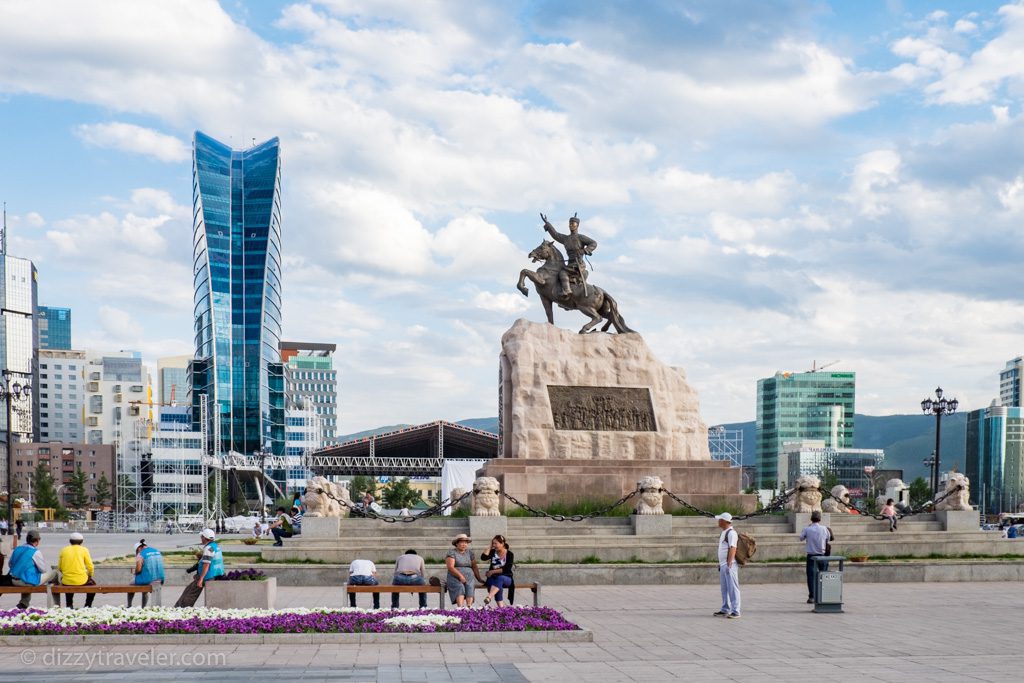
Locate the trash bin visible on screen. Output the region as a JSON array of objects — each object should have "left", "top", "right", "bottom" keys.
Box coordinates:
[{"left": 813, "top": 555, "right": 845, "bottom": 613}]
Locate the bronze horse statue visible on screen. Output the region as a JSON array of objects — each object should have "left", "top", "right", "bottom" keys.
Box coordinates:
[{"left": 517, "top": 240, "right": 634, "bottom": 334}]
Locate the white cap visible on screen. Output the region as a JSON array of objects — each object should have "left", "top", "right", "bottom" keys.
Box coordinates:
[
  {"left": 134, "top": 541, "right": 146, "bottom": 551},
  {"left": 70, "top": 532, "right": 84, "bottom": 541},
  {"left": 714, "top": 512, "right": 733, "bottom": 522},
  {"left": 200, "top": 528, "right": 216, "bottom": 540}
]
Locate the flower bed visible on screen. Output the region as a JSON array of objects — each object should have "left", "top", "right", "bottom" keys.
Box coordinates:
[{"left": 0, "top": 606, "right": 580, "bottom": 636}]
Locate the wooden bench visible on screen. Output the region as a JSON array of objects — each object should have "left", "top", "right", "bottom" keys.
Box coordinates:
[
  {"left": 48, "top": 584, "right": 160, "bottom": 608},
  {"left": 0, "top": 585, "right": 48, "bottom": 606},
  {"left": 476, "top": 581, "right": 542, "bottom": 607},
  {"left": 345, "top": 576, "right": 446, "bottom": 609}
]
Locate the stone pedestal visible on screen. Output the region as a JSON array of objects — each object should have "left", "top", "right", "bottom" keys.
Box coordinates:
[
  {"left": 632, "top": 514, "right": 672, "bottom": 536},
  {"left": 205, "top": 577, "right": 277, "bottom": 610},
  {"left": 479, "top": 458, "right": 755, "bottom": 513},
  {"left": 469, "top": 515, "right": 508, "bottom": 542},
  {"left": 935, "top": 509, "right": 979, "bottom": 531},
  {"left": 789, "top": 512, "right": 830, "bottom": 532},
  {"left": 301, "top": 516, "right": 341, "bottom": 539}
]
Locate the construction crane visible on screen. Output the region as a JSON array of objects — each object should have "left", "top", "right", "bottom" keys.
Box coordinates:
[{"left": 808, "top": 360, "right": 840, "bottom": 373}]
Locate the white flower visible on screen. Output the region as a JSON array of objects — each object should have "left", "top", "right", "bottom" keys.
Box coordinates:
[{"left": 382, "top": 614, "right": 461, "bottom": 628}]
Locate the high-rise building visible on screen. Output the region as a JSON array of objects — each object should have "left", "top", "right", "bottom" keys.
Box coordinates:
[
  {"left": 37, "top": 305, "right": 72, "bottom": 350},
  {"left": 280, "top": 341, "right": 338, "bottom": 446},
  {"left": 82, "top": 351, "right": 152, "bottom": 446},
  {"left": 150, "top": 406, "right": 205, "bottom": 517},
  {"left": 37, "top": 349, "right": 86, "bottom": 443},
  {"left": 190, "top": 131, "right": 284, "bottom": 457},
  {"left": 0, "top": 254, "right": 38, "bottom": 445},
  {"left": 755, "top": 370, "right": 856, "bottom": 489},
  {"left": 781, "top": 440, "right": 883, "bottom": 493},
  {"left": 966, "top": 405, "right": 1024, "bottom": 515},
  {"left": 157, "top": 355, "right": 191, "bottom": 406},
  {"left": 999, "top": 357, "right": 1023, "bottom": 408}
]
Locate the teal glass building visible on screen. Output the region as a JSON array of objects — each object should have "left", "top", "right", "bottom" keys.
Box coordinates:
[
  {"left": 755, "top": 371, "right": 856, "bottom": 489},
  {"left": 37, "top": 305, "right": 71, "bottom": 350},
  {"left": 191, "top": 131, "right": 284, "bottom": 456},
  {"left": 966, "top": 406, "right": 1024, "bottom": 515}
]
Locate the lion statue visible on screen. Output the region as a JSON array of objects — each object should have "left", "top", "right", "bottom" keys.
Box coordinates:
[
  {"left": 822, "top": 484, "right": 851, "bottom": 513},
  {"left": 448, "top": 487, "right": 468, "bottom": 512},
  {"left": 635, "top": 475, "right": 665, "bottom": 515},
  {"left": 303, "top": 476, "right": 351, "bottom": 518},
  {"left": 787, "top": 475, "right": 822, "bottom": 513},
  {"left": 935, "top": 472, "right": 972, "bottom": 511},
  {"left": 472, "top": 476, "right": 502, "bottom": 516}
]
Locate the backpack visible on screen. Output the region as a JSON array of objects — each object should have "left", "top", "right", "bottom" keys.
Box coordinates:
[{"left": 735, "top": 530, "right": 756, "bottom": 565}]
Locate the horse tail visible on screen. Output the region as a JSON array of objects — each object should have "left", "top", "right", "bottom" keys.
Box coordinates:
[{"left": 602, "top": 293, "right": 634, "bottom": 334}]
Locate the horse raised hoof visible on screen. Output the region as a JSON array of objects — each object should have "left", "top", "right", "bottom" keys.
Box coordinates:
[{"left": 517, "top": 284, "right": 529, "bottom": 297}]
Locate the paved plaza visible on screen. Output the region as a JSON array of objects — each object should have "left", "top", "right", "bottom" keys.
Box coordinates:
[{"left": 0, "top": 581, "right": 1020, "bottom": 681}]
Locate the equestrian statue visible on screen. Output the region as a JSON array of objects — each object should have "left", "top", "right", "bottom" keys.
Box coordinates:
[{"left": 516, "top": 212, "right": 634, "bottom": 334}]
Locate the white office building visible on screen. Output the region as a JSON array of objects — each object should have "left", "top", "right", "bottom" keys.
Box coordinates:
[{"left": 37, "top": 349, "right": 86, "bottom": 443}]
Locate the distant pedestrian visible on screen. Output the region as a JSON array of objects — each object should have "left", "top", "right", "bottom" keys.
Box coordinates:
[
  {"left": 799, "top": 511, "right": 833, "bottom": 604},
  {"left": 0, "top": 527, "right": 16, "bottom": 574},
  {"left": 290, "top": 506, "right": 303, "bottom": 535},
  {"left": 880, "top": 499, "right": 898, "bottom": 532},
  {"left": 15, "top": 519, "right": 23, "bottom": 541},
  {"left": 129, "top": 539, "right": 165, "bottom": 607},
  {"left": 268, "top": 506, "right": 294, "bottom": 546},
  {"left": 712, "top": 512, "right": 741, "bottom": 619},
  {"left": 0, "top": 519, "right": 8, "bottom": 535}
]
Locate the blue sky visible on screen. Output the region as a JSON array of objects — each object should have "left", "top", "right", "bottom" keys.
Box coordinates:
[{"left": 2, "top": 0, "right": 1024, "bottom": 432}]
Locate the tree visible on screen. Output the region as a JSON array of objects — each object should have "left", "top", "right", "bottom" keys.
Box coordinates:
[
  {"left": 32, "top": 462, "right": 61, "bottom": 510},
  {"left": 350, "top": 476, "right": 378, "bottom": 500},
  {"left": 94, "top": 473, "right": 112, "bottom": 507},
  {"left": 68, "top": 465, "right": 89, "bottom": 509},
  {"left": 909, "top": 477, "right": 932, "bottom": 508},
  {"left": 381, "top": 477, "right": 423, "bottom": 509},
  {"left": 820, "top": 468, "right": 839, "bottom": 491}
]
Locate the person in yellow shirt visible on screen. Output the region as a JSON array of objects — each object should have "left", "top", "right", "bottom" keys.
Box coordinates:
[{"left": 58, "top": 532, "right": 96, "bottom": 608}]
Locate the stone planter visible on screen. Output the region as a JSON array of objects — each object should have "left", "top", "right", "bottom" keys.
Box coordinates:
[{"left": 205, "top": 577, "right": 277, "bottom": 610}]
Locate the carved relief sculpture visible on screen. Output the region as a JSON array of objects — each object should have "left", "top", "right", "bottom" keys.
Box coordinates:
[{"left": 548, "top": 386, "right": 656, "bottom": 432}]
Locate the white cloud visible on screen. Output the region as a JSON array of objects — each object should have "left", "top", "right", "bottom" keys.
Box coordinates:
[
  {"left": 75, "top": 122, "right": 190, "bottom": 162},
  {"left": 472, "top": 291, "right": 530, "bottom": 315}
]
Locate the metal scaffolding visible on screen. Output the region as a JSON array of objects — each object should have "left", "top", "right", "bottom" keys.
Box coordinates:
[{"left": 708, "top": 425, "right": 743, "bottom": 468}]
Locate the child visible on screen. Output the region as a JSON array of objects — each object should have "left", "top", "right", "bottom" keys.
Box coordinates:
[{"left": 880, "top": 498, "right": 898, "bottom": 532}]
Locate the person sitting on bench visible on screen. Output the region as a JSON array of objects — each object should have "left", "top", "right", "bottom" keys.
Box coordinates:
[
  {"left": 7, "top": 530, "right": 57, "bottom": 609},
  {"left": 58, "top": 532, "right": 96, "bottom": 608},
  {"left": 391, "top": 549, "right": 427, "bottom": 609},
  {"left": 128, "top": 539, "right": 165, "bottom": 607}
]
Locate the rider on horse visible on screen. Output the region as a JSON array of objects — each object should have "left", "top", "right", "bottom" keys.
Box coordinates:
[{"left": 541, "top": 213, "right": 597, "bottom": 299}]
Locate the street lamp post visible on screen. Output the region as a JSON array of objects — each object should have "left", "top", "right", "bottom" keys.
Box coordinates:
[
  {"left": 3, "top": 370, "right": 33, "bottom": 529},
  {"left": 921, "top": 387, "right": 958, "bottom": 495}
]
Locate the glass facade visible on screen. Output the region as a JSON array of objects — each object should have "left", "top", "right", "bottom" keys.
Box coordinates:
[
  {"left": 0, "top": 255, "right": 39, "bottom": 442},
  {"left": 191, "top": 131, "right": 284, "bottom": 456},
  {"left": 999, "top": 357, "right": 1022, "bottom": 408},
  {"left": 966, "top": 406, "right": 1024, "bottom": 515},
  {"left": 37, "top": 306, "right": 72, "bottom": 350},
  {"left": 280, "top": 341, "right": 338, "bottom": 446},
  {"left": 756, "top": 371, "right": 856, "bottom": 489}
]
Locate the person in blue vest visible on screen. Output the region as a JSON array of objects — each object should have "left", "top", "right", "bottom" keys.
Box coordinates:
[
  {"left": 173, "top": 528, "right": 225, "bottom": 607},
  {"left": 128, "top": 539, "right": 165, "bottom": 607},
  {"left": 8, "top": 530, "right": 58, "bottom": 609}
]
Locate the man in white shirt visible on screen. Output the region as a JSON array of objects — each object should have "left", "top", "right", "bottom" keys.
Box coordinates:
[
  {"left": 347, "top": 558, "right": 380, "bottom": 609},
  {"left": 713, "top": 512, "right": 741, "bottom": 619}
]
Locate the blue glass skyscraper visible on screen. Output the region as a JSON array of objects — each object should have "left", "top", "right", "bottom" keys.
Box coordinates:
[
  {"left": 191, "top": 131, "right": 284, "bottom": 456},
  {"left": 37, "top": 305, "right": 72, "bottom": 350}
]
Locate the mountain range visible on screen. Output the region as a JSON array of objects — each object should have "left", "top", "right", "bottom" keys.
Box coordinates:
[{"left": 339, "top": 413, "right": 967, "bottom": 482}]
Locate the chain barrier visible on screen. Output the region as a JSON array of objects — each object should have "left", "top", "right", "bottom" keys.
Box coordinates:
[
  {"left": 819, "top": 484, "right": 964, "bottom": 520},
  {"left": 314, "top": 486, "right": 473, "bottom": 523},
  {"left": 499, "top": 488, "right": 641, "bottom": 521},
  {"left": 660, "top": 487, "right": 797, "bottom": 520}
]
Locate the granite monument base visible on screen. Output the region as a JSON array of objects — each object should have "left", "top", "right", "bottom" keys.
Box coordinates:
[{"left": 478, "top": 458, "right": 755, "bottom": 513}]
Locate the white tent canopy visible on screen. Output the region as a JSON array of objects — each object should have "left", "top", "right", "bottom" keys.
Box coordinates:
[{"left": 441, "top": 460, "right": 485, "bottom": 515}]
